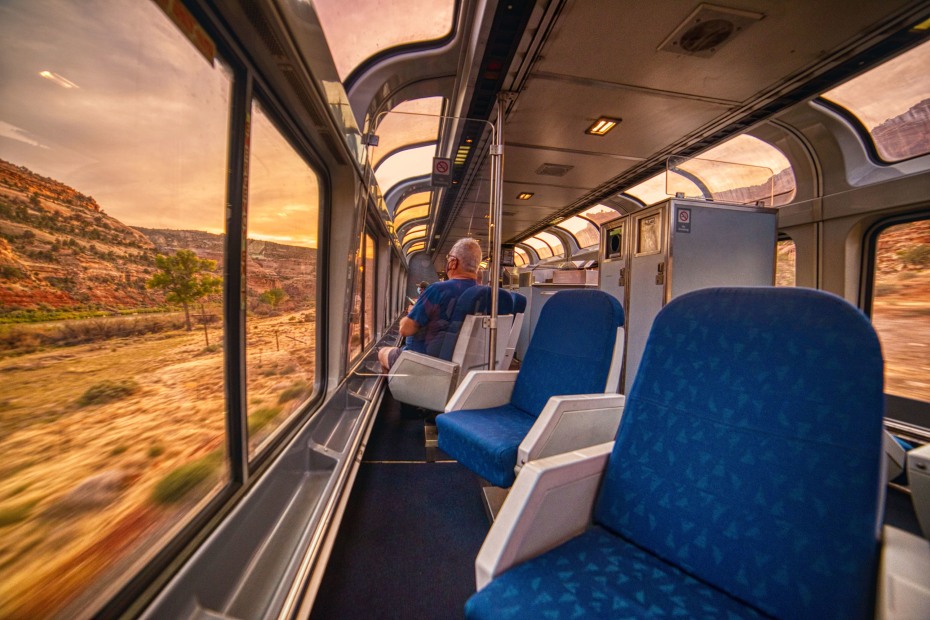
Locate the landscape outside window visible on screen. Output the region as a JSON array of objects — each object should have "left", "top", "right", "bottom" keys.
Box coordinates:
[
  {"left": 871, "top": 219, "right": 930, "bottom": 405},
  {"left": 0, "top": 1, "right": 233, "bottom": 616},
  {"left": 246, "top": 102, "right": 321, "bottom": 458},
  {"left": 776, "top": 238, "right": 796, "bottom": 287}
]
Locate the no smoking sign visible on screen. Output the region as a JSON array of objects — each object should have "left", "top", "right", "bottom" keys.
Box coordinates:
[{"left": 676, "top": 207, "right": 692, "bottom": 233}]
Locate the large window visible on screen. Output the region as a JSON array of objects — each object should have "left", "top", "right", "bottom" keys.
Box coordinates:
[
  {"left": 870, "top": 218, "right": 930, "bottom": 406},
  {"left": 246, "top": 102, "right": 321, "bottom": 457},
  {"left": 822, "top": 39, "right": 930, "bottom": 163},
  {"left": 0, "top": 1, "right": 231, "bottom": 616}
]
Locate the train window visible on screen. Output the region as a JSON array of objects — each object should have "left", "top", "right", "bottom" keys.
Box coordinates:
[
  {"left": 0, "top": 1, "right": 232, "bottom": 616},
  {"left": 312, "top": 0, "right": 455, "bottom": 81},
  {"left": 405, "top": 241, "right": 426, "bottom": 254},
  {"left": 394, "top": 192, "right": 431, "bottom": 229},
  {"left": 627, "top": 135, "right": 795, "bottom": 206},
  {"left": 370, "top": 98, "right": 443, "bottom": 168},
  {"left": 348, "top": 234, "right": 365, "bottom": 361},
  {"left": 364, "top": 233, "right": 377, "bottom": 348},
  {"left": 402, "top": 224, "right": 428, "bottom": 246},
  {"left": 579, "top": 204, "right": 621, "bottom": 225},
  {"left": 523, "top": 235, "right": 554, "bottom": 259},
  {"left": 514, "top": 247, "right": 529, "bottom": 266},
  {"left": 626, "top": 174, "right": 670, "bottom": 206},
  {"left": 776, "top": 237, "right": 797, "bottom": 287},
  {"left": 556, "top": 216, "right": 600, "bottom": 249},
  {"left": 374, "top": 144, "right": 436, "bottom": 195},
  {"left": 535, "top": 231, "right": 564, "bottom": 258},
  {"left": 822, "top": 39, "right": 930, "bottom": 163},
  {"left": 245, "top": 101, "right": 321, "bottom": 457},
  {"left": 870, "top": 218, "right": 930, "bottom": 405}
]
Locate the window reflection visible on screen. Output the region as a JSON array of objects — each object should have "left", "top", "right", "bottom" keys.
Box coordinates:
[
  {"left": 246, "top": 101, "right": 320, "bottom": 457},
  {"left": 0, "top": 1, "right": 230, "bottom": 616}
]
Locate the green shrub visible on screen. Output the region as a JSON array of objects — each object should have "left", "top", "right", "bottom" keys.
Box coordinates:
[
  {"left": 151, "top": 452, "right": 220, "bottom": 504},
  {"left": 147, "top": 444, "right": 165, "bottom": 458},
  {"left": 897, "top": 245, "right": 930, "bottom": 269},
  {"left": 277, "top": 382, "right": 308, "bottom": 404},
  {"left": 249, "top": 406, "right": 282, "bottom": 434},
  {"left": 78, "top": 380, "right": 140, "bottom": 407}
]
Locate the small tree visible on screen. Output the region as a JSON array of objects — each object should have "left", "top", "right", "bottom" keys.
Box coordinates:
[
  {"left": 259, "top": 287, "right": 288, "bottom": 310},
  {"left": 147, "top": 249, "right": 222, "bottom": 331}
]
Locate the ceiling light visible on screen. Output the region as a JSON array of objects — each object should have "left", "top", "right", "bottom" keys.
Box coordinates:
[
  {"left": 517, "top": 192, "right": 534, "bottom": 200},
  {"left": 585, "top": 117, "right": 620, "bottom": 136}
]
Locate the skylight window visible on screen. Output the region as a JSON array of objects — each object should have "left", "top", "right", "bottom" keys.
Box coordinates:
[
  {"left": 312, "top": 0, "right": 455, "bottom": 81},
  {"left": 370, "top": 97, "right": 443, "bottom": 168},
  {"left": 374, "top": 144, "right": 435, "bottom": 195},
  {"left": 822, "top": 39, "right": 930, "bottom": 162},
  {"left": 557, "top": 216, "right": 600, "bottom": 249}
]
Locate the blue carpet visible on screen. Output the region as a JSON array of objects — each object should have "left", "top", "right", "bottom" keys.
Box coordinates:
[
  {"left": 310, "top": 461, "right": 489, "bottom": 619},
  {"left": 363, "top": 392, "right": 449, "bottom": 462}
]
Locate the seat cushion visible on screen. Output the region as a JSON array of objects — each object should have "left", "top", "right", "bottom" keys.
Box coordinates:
[
  {"left": 436, "top": 405, "right": 535, "bottom": 487},
  {"left": 465, "top": 526, "right": 765, "bottom": 620}
]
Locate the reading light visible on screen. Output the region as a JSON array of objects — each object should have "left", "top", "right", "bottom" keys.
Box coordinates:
[
  {"left": 585, "top": 117, "right": 621, "bottom": 136},
  {"left": 517, "top": 192, "right": 534, "bottom": 200}
]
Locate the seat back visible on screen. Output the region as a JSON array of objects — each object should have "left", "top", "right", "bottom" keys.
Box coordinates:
[
  {"left": 593, "top": 287, "right": 884, "bottom": 619},
  {"left": 510, "top": 291, "right": 527, "bottom": 314},
  {"left": 439, "top": 286, "right": 514, "bottom": 362},
  {"left": 510, "top": 290, "right": 624, "bottom": 417},
  {"left": 435, "top": 285, "right": 488, "bottom": 361}
]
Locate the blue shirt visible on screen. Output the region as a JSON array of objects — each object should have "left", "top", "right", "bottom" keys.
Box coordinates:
[{"left": 405, "top": 278, "right": 476, "bottom": 357}]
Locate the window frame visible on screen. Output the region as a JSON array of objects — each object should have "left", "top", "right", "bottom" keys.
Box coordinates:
[{"left": 862, "top": 210, "right": 930, "bottom": 433}]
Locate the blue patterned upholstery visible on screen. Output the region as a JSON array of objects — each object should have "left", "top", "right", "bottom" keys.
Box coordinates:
[
  {"left": 467, "top": 287, "right": 885, "bottom": 619},
  {"left": 437, "top": 290, "right": 624, "bottom": 487},
  {"left": 437, "top": 286, "right": 514, "bottom": 360},
  {"left": 434, "top": 405, "right": 536, "bottom": 487},
  {"left": 466, "top": 526, "right": 766, "bottom": 620},
  {"left": 510, "top": 291, "right": 527, "bottom": 314}
]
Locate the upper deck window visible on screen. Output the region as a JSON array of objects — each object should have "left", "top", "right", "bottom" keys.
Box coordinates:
[
  {"left": 394, "top": 191, "right": 431, "bottom": 229},
  {"left": 822, "top": 39, "right": 930, "bottom": 163},
  {"left": 402, "top": 224, "right": 427, "bottom": 247},
  {"left": 626, "top": 135, "right": 795, "bottom": 206},
  {"left": 522, "top": 232, "right": 564, "bottom": 260},
  {"left": 514, "top": 247, "right": 529, "bottom": 266},
  {"left": 556, "top": 216, "right": 600, "bottom": 249},
  {"left": 371, "top": 98, "right": 443, "bottom": 168},
  {"left": 579, "top": 204, "right": 621, "bottom": 225},
  {"left": 312, "top": 0, "right": 455, "bottom": 81},
  {"left": 405, "top": 241, "right": 425, "bottom": 254},
  {"left": 374, "top": 144, "right": 435, "bottom": 195}
]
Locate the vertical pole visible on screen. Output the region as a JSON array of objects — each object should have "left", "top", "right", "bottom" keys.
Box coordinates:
[{"left": 488, "top": 94, "right": 506, "bottom": 370}]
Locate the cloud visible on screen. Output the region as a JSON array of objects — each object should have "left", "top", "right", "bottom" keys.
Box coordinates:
[{"left": 0, "top": 121, "right": 50, "bottom": 149}]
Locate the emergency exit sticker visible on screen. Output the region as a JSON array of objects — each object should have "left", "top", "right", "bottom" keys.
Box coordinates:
[{"left": 676, "top": 208, "right": 692, "bottom": 233}]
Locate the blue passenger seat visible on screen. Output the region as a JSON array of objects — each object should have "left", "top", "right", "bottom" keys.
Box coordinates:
[
  {"left": 466, "top": 287, "right": 885, "bottom": 619},
  {"left": 437, "top": 289, "right": 624, "bottom": 488}
]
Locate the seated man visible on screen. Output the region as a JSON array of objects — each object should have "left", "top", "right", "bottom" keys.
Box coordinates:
[{"left": 378, "top": 238, "right": 481, "bottom": 371}]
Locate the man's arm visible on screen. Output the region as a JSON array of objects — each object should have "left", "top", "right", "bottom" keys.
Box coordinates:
[{"left": 399, "top": 316, "right": 419, "bottom": 337}]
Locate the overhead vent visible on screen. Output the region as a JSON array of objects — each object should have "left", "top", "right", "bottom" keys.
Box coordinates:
[
  {"left": 536, "top": 163, "right": 574, "bottom": 177},
  {"left": 658, "top": 4, "right": 763, "bottom": 57}
]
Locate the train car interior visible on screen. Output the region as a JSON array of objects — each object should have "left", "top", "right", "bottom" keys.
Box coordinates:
[{"left": 0, "top": 0, "right": 929, "bottom": 618}]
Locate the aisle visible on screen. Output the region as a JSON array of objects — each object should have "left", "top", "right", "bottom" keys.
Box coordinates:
[{"left": 310, "top": 393, "right": 490, "bottom": 620}]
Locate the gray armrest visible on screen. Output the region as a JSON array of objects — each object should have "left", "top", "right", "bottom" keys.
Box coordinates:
[
  {"left": 517, "top": 394, "right": 625, "bottom": 470},
  {"left": 475, "top": 442, "right": 613, "bottom": 590},
  {"left": 444, "top": 370, "right": 519, "bottom": 412},
  {"left": 388, "top": 350, "right": 459, "bottom": 412},
  {"left": 877, "top": 525, "right": 930, "bottom": 619}
]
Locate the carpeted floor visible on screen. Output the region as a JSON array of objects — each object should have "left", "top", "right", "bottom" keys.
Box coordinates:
[{"left": 310, "top": 394, "right": 490, "bottom": 620}]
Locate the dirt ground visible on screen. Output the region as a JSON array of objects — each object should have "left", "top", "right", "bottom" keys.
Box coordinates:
[{"left": 0, "top": 310, "right": 315, "bottom": 618}]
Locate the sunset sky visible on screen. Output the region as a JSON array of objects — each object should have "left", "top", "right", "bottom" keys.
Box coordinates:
[{"left": 0, "top": 0, "right": 319, "bottom": 248}]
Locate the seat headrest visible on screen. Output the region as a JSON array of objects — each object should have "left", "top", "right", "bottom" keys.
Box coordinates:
[{"left": 510, "top": 291, "right": 527, "bottom": 314}]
